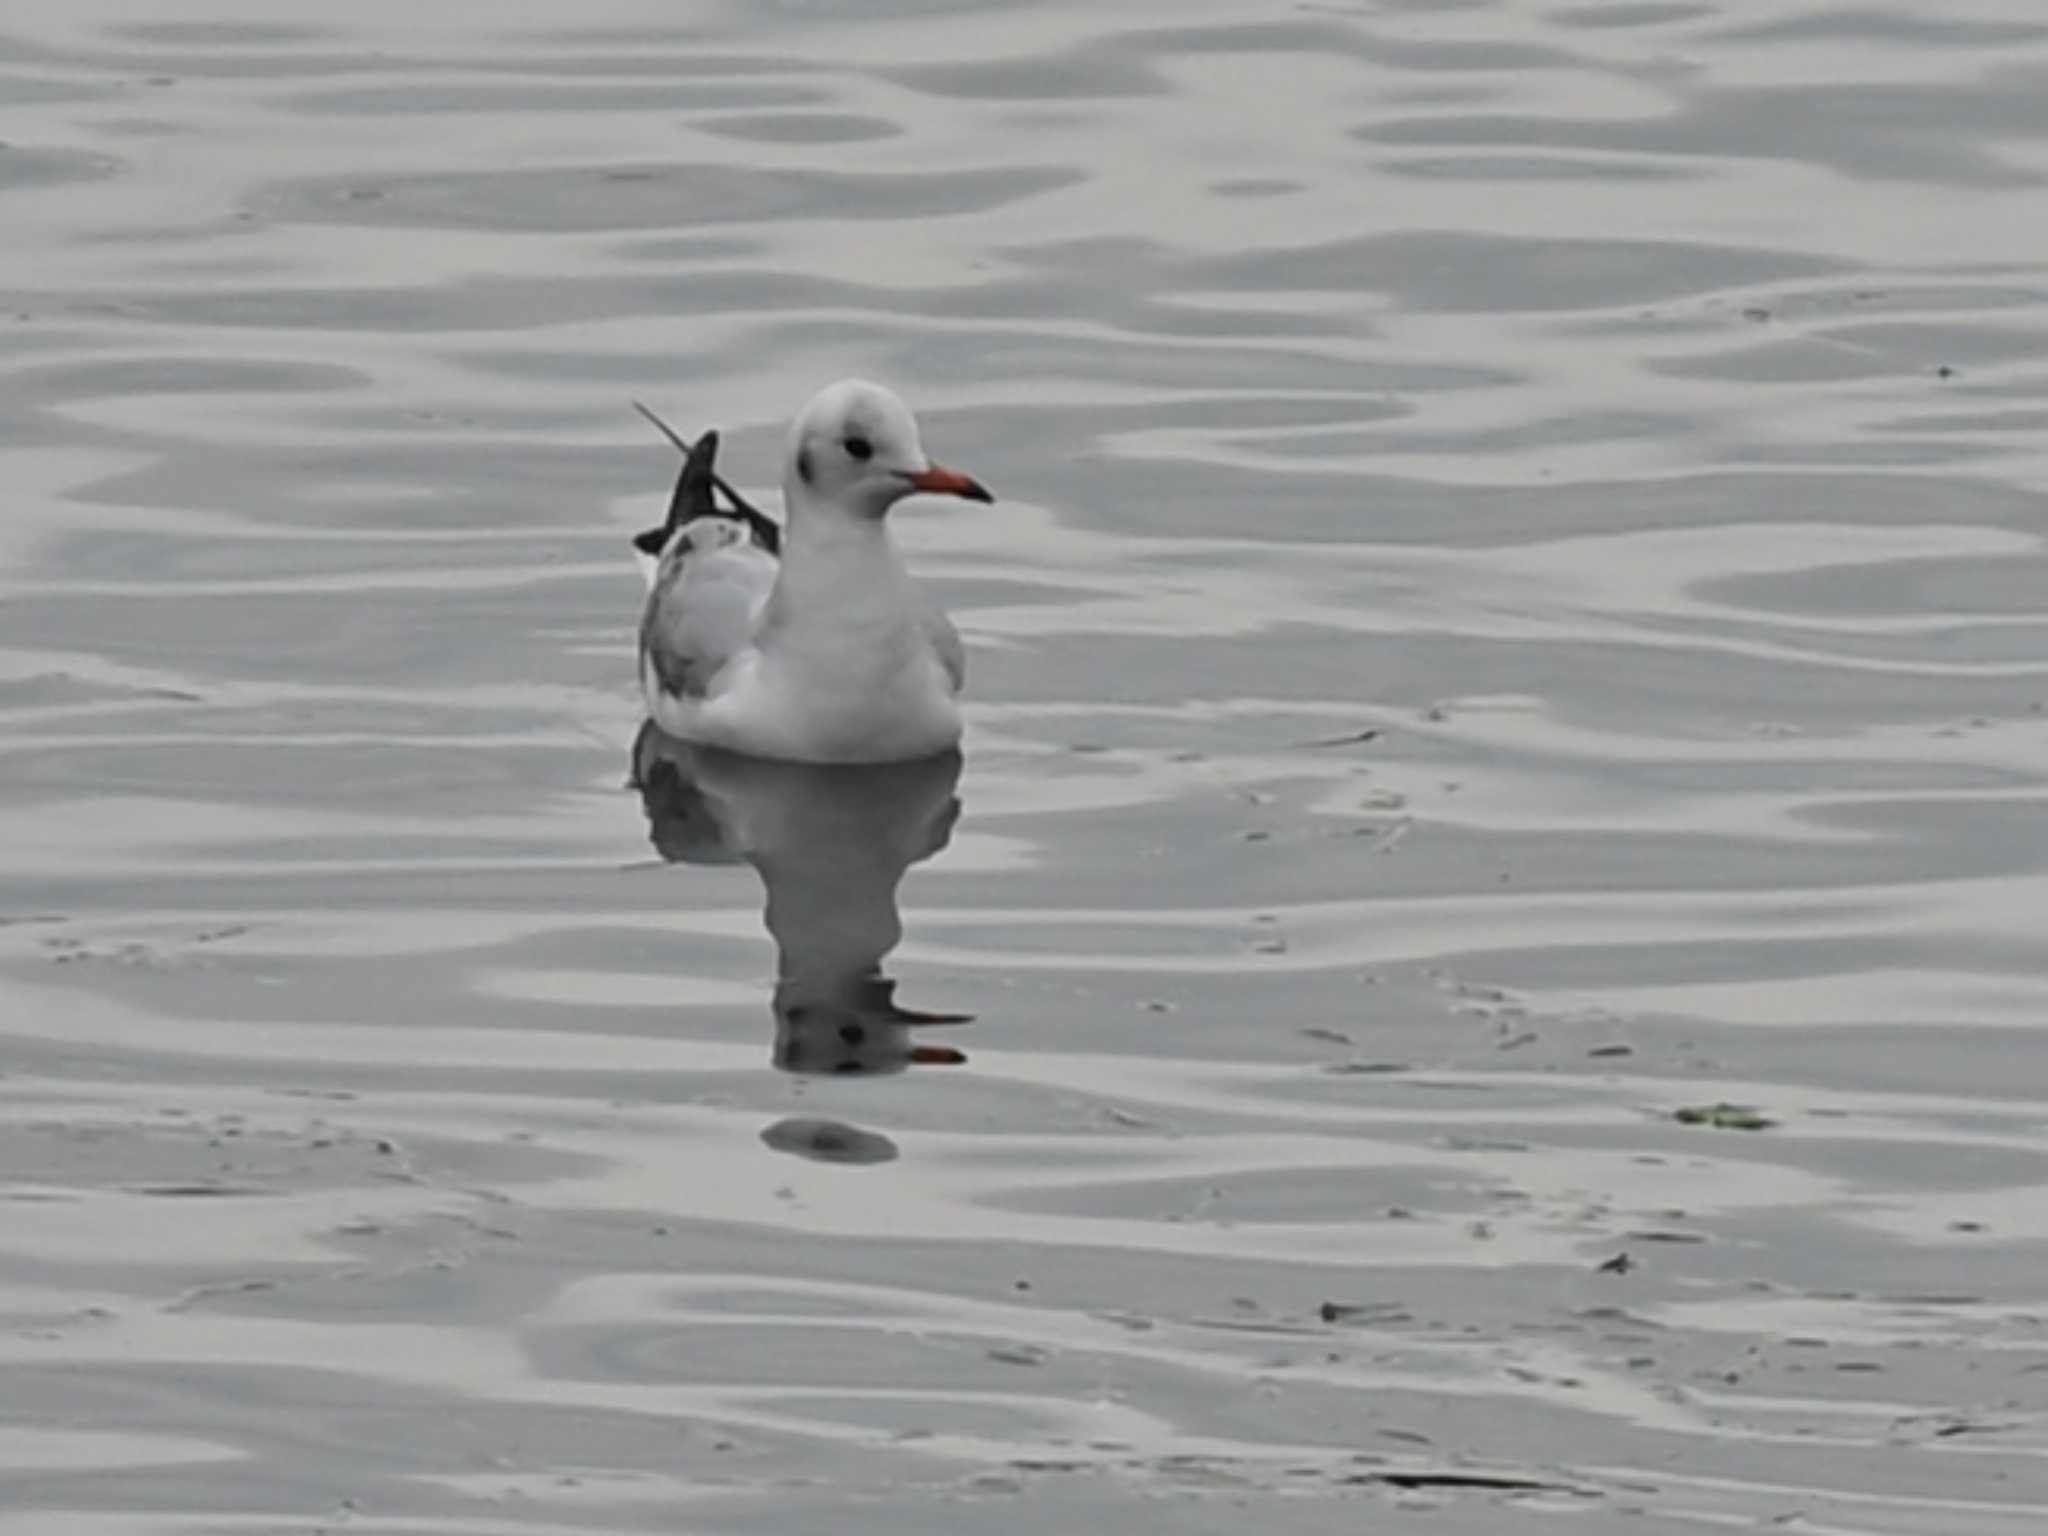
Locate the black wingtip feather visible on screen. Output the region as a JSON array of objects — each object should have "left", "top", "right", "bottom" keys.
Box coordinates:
[{"left": 629, "top": 401, "right": 782, "bottom": 558}]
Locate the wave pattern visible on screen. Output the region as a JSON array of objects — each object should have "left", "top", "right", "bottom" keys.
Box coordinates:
[{"left": 1, "top": 1, "right": 2045, "bottom": 1530}]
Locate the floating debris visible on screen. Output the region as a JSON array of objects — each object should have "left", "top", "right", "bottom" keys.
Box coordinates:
[
  {"left": 1674, "top": 1102, "right": 1776, "bottom": 1131},
  {"left": 1349, "top": 1469, "right": 1584, "bottom": 1494},
  {"left": 1294, "top": 727, "right": 1383, "bottom": 749},
  {"left": 986, "top": 1344, "right": 1049, "bottom": 1368},
  {"left": 1319, "top": 1300, "right": 1411, "bottom": 1325}
]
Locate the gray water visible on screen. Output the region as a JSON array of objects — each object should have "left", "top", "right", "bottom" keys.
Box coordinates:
[{"left": 2, "top": 1, "right": 2046, "bottom": 1530}]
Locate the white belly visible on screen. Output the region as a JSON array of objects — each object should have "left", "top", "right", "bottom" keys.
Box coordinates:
[{"left": 707, "top": 644, "right": 960, "bottom": 763}]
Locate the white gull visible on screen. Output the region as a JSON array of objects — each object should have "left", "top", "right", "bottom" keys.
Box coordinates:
[{"left": 634, "top": 379, "right": 991, "bottom": 764}]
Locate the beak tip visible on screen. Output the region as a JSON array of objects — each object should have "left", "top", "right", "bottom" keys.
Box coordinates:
[{"left": 905, "top": 464, "right": 995, "bottom": 503}]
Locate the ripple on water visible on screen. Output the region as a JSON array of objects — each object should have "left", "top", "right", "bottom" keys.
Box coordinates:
[{"left": 259, "top": 162, "right": 1084, "bottom": 234}]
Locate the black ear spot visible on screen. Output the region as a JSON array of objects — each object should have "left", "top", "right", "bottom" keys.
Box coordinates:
[
  {"left": 843, "top": 434, "right": 873, "bottom": 462},
  {"left": 796, "top": 445, "right": 815, "bottom": 486}
]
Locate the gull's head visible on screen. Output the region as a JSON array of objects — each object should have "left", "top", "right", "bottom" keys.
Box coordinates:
[{"left": 784, "top": 378, "right": 993, "bottom": 519}]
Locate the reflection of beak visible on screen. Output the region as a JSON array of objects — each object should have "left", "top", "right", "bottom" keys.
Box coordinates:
[
  {"left": 901, "top": 463, "right": 994, "bottom": 503},
  {"left": 891, "top": 1005, "right": 974, "bottom": 1025}
]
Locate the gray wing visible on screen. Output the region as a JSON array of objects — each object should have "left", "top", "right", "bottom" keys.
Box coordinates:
[
  {"left": 639, "top": 528, "right": 778, "bottom": 700},
  {"left": 920, "top": 598, "right": 965, "bottom": 694}
]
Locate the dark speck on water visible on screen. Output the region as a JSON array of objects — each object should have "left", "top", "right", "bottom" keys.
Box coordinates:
[{"left": 760, "top": 1117, "right": 899, "bottom": 1166}]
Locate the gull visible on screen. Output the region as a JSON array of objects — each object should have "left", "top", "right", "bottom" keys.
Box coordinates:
[{"left": 633, "top": 380, "right": 991, "bottom": 764}]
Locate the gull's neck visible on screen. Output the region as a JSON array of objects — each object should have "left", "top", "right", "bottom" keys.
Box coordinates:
[
  {"left": 761, "top": 486, "right": 917, "bottom": 642},
  {"left": 779, "top": 486, "right": 907, "bottom": 578}
]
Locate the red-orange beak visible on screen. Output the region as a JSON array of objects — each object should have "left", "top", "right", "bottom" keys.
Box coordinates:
[{"left": 901, "top": 463, "right": 994, "bottom": 503}]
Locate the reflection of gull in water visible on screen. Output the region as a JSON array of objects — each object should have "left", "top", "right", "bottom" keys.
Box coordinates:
[{"left": 631, "top": 720, "right": 970, "bottom": 1076}]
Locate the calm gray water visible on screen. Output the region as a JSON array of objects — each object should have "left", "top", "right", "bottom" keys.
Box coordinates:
[{"left": 2, "top": 1, "right": 2046, "bottom": 1530}]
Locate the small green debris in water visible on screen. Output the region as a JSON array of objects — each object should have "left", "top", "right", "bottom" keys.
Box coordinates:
[{"left": 1674, "top": 1102, "right": 1776, "bottom": 1131}]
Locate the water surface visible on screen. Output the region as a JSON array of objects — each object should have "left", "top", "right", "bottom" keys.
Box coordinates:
[{"left": 2, "top": 1, "right": 2046, "bottom": 1530}]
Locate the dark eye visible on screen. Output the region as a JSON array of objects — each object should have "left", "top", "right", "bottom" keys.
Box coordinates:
[{"left": 843, "top": 434, "right": 873, "bottom": 462}]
